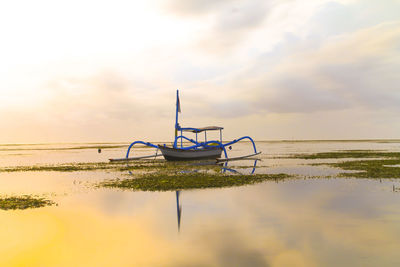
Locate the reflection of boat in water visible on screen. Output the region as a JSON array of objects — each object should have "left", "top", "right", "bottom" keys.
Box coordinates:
[
  {"left": 176, "top": 191, "right": 182, "bottom": 231},
  {"left": 110, "top": 90, "right": 261, "bottom": 162},
  {"left": 173, "top": 159, "right": 259, "bottom": 232},
  {"left": 222, "top": 159, "right": 259, "bottom": 175},
  {"left": 124, "top": 159, "right": 259, "bottom": 232}
]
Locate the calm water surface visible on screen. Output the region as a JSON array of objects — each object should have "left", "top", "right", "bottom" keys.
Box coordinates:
[{"left": 1, "top": 141, "right": 400, "bottom": 266}]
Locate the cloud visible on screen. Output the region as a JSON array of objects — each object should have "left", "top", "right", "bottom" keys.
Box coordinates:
[
  {"left": 166, "top": 0, "right": 273, "bottom": 53},
  {"left": 200, "top": 0, "right": 271, "bottom": 53},
  {"left": 231, "top": 21, "right": 400, "bottom": 114},
  {"left": 43, "top": 72, "right": 152, "bottom": 122},
  {"left": 256, "top": 77, "right": 349, "bottom": 113},
  {"left": 166, "top": 1, "right": 400, "bottom": 118},
  {"left": 179, "top": 20, "right": 400, "bottom": 120},
  {"left": 309, "top": 0, "right": 400, "bottom": 37},
  {"left": 0, "top": 71, "right": 178, "bottom": 142},
  {"left": 166, "top": 0, "right": 235, "bottom": 16}
]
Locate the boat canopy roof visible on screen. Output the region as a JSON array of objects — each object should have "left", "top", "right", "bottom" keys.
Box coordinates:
[{"left": 180, "top": 126, "right": 224, "bottom": 133}]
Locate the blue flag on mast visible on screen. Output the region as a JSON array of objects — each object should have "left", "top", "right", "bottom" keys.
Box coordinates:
[
  {"left": 177, "top": 93, "right": 181, "bottom": 113},
  {"left": 175, "top": 90, "right": 181, "bottom": 137}
]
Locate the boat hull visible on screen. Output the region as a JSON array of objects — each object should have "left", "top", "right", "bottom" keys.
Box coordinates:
[{"left": 158, "top": 145, "right": 223, "bottom": 161}]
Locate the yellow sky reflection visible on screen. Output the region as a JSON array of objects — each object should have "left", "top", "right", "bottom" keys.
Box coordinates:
[
  {"left": 0, "top": 204, "right": 318, "bottom": 267},
  {"left": 0, "top": 183, "right": 400, "bottom": 266},
  {"left": 0, "top": 207, "right": 179, "bottom": 267}
]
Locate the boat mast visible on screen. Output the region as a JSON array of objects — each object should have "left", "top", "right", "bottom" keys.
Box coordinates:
[{"left": 175, "top": 89, "right": 180, "bottom": 138}]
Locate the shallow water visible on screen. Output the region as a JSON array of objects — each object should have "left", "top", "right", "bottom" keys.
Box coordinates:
[{"left": 1, "top": 140, "right": 400, "bottom": 266}]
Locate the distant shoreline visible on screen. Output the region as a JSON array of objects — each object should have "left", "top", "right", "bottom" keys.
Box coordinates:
[{"left": 1, "top": 139, "right": 400, "bottom": 146}]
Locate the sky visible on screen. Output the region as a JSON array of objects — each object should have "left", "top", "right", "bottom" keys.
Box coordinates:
[{"left": 1, "top": 0, "right": 399, "bottom": 143}]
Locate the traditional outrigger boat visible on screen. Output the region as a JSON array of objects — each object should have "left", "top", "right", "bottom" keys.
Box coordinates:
[{"left": 110, "top": 90, "right": 260, "bottom": 162}]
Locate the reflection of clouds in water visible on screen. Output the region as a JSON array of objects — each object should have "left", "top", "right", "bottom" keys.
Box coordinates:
[
  {"left": 321, "top": 187, "right": 382, "bottom": 218},
  {"left": 92, "top": 190, "right": 174, "bottom": 218},
  {"left": 170, "top": 227, "right": 270, "bottom": 267},
  {"left": 0, "top": 207, "right": 178, "bottom": 266},
  {"left": 169, "top": 220, "right": 317, "bottom": 267},
  {"left": 226, "top": 180, "right": 400, "bottom": 266},
  {"left": 0, "top": 178, "right": 400, "bottom": 266}
]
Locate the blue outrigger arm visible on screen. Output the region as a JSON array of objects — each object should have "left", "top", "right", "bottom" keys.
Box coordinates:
[
  {"left": 110, "top": 89, "right": 261, "bottom": 162},
  {"left": 109, "top": 140, "right": 161, "bottom": 162}
]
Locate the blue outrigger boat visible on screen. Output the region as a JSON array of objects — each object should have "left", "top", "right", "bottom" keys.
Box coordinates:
[{"left": 110, "top": 90, "right": 260, "bottom": 162}]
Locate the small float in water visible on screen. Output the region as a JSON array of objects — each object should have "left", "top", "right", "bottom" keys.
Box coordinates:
[{"left": 110, "top": 90, "right": 261, "bottom": 162}]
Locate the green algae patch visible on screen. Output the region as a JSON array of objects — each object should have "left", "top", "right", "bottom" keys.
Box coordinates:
[
  {"left": 284, "top": 149, "right": 400, "bottom": 178},
  {"left": 288, "top": 150, "right": 400, "bottom": 159},
  {"left": 0, "top": 161, "right": 231, "bottom": 173},
  {"left": 99, "top": 173, "right": 291, "bottom": 191},
  {"left": 328, "top": 159, "right": 400, "bottom": 178},
  {"left": 0, "top": 196, "right": 55, "bottom": 210},
  {"left": 297, "top": 150, "right": 400, "bottom": 178},
  {"left": 0, "top": 161, "right": 163, "bottom": 172},
  {"left": 0, "top": 162, "right": 119, "bottom": 172}
]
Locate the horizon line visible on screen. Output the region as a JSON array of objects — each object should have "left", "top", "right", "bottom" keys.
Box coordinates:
[{"left": 1, "top": 138, "right": 400, "bottom": 146}]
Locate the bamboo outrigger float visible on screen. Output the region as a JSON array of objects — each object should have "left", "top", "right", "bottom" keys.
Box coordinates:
[{"left": 109, "top": 90, "right": 260, "bottom": 162}]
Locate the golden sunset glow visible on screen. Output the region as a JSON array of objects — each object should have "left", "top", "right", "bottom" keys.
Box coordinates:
[{"left": 0, "top": 0, "right": 399, "bottom": 143}]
